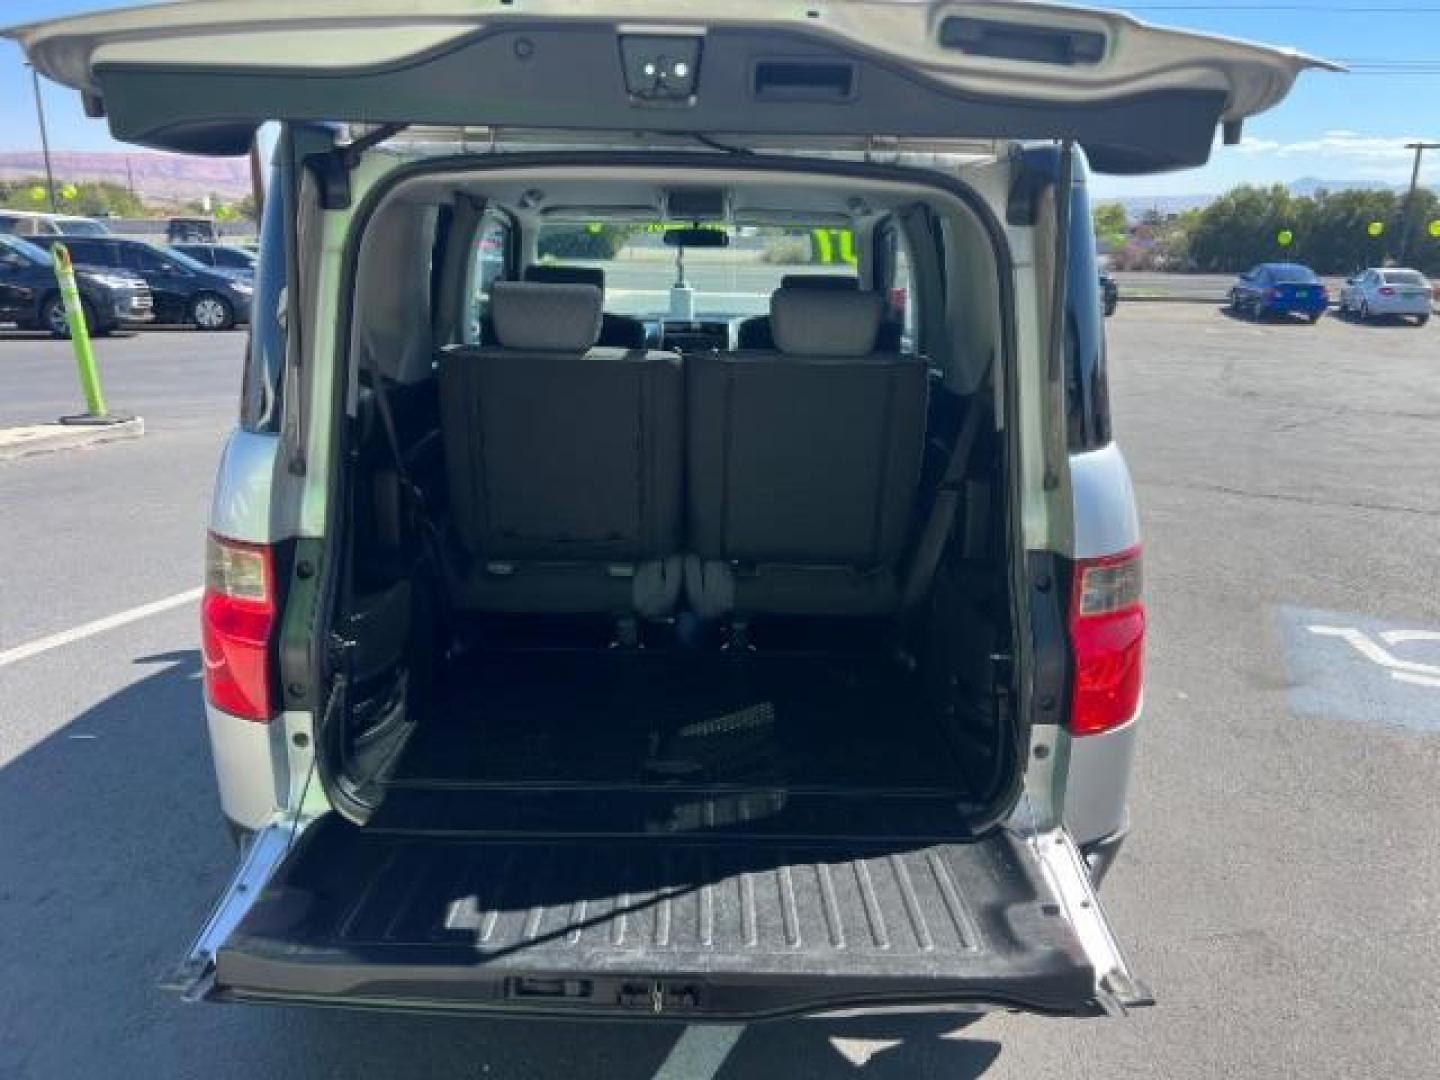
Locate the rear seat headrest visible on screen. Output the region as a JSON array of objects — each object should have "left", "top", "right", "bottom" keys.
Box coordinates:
[
  {"left": 770, "top": 288, "right": 885, "bottom": 357},
  {"left": 779, "top": 273, "right": 859, "bottom": 291},
  {"left": 524, "top": 263, "right": 607, "bottom": 291},
  {"left": 490, "top": 281, "right": 602, "bottom": 352}
]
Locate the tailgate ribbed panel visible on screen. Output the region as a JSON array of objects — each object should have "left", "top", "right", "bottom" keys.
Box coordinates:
[
  {"left": 332, "top": 842, "right": 982, "bottom": 965},
  {"left": 216, "top": 821, "right": 1097, "bottom": 1015}
]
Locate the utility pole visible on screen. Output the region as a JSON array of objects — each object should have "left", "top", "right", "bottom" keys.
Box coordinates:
[
  {"left": 1397, "top": 141, "right": 1440, "bottom": 266},
  {"left": 27, "top": 63, "right": 58, "bottom": 213}
]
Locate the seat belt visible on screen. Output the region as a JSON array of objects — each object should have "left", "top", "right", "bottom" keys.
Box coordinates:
[
  {"left": 363, "top": 367, "right": 449, "bottom": 587},
  {"left": 901, "top": 358, "right": 993, "bottom": 610}
]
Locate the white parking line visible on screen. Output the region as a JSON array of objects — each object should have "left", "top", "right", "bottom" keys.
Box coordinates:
[
  {"left": 651, "top": 1025, "right": 746, "bottom": 1080},
  {"left": 0, "top": 588, "right": 203, "bottom": 669}
]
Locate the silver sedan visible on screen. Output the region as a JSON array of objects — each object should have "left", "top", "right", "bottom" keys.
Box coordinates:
[{"left": 1337, "top": 267, "right": 1433, "bottom": 326}]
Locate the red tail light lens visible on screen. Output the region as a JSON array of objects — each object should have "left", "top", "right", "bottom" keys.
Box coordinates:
[
  {"left": 1379, "top": 286, "right": 1396, "bottom": 297},
  {"left": 1068, "top": 547, "right": 1145, "bottom": 737},
  {"left": 202, "top": 534, "right": 277, "bottom": 721}
]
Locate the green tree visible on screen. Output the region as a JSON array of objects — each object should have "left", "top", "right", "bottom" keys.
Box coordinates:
[
  {"left": 1187, "top": 184, "right": 1301, "bottom": 272},
  {"left": 1092, "top": 202, "right": 1128, "bottom": 251},
  {"left": 0, "top": 177, "right": 145, "bottom": 218},
  {"left": 537, "top": 223, "right": 639, "bottom": 260}
]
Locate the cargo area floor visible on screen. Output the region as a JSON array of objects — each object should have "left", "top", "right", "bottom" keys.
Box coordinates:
[
  {"left": 372, "top": 651, "right": 988, "bottom": 839},
  {"left": 216, "top": 817, "right": 1101, "bottom": 1018}
]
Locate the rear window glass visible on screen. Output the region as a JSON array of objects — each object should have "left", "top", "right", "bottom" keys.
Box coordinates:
[
  {"left": 1267, "top": 264, "right": 1317, "bottom": 283},
  {"left": 58, "top": 220, "right": 109, "bottom": 237},
  {"left": 534, "top": 223, "right": 857, "bottom": 320},
  {"left": 1383, "top": 270, "right": 1427, "bottom": 286}
]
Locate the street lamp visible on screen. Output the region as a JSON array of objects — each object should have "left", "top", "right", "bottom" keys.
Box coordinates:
[
  {"left": 1397, "top": 140, "right": 1440, "bottom": 266},
  {"left": 26, "top": 62, "right": 58, "bottom": 213}
]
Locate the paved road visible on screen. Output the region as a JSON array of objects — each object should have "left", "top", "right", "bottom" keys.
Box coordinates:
[{"left": 2, "top": 308, "right": 1438, "bottom": 1078}]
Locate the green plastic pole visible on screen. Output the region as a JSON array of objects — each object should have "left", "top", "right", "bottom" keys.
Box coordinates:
[{"left": 51, "top": 242, "right": 108, "bottom": 418}]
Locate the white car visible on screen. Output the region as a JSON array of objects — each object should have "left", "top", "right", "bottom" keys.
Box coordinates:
[
  {"left": 0, "top": 208, "right": 110, "bottom": 238},
  {"left": 12, "top": 0, "right": 1323, "bottom": 1024},
  {"left": 1338, "top": 267, "right": 1433, "bottom": 326}
]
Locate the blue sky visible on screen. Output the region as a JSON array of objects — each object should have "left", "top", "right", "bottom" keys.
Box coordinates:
[{"left": 2, "top": 0, "right": 1438, "bottom": 199}]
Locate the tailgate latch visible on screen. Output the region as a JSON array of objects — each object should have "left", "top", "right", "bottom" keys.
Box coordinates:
[{"left": 619, "top": 980, "right": 701, "bottom": 1013}]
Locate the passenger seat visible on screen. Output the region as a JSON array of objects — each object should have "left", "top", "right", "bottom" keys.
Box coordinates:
[
  {"left": 439, "top": 281, "right": 683, "bottom": 617},
  {"left": 523, "top": 263, "right": 647, "bottom": 349},
  {"left": 736, "top": 274, "right": 903, "bottom": 351},
  {"left": 685, "top": 287, "right": 929, "bottom": 618}
]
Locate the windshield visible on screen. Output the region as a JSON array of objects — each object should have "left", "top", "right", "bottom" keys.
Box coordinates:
[
  {"left": 1266, "top": 264, "right": 1317, "bottom": 283},
  {"left": 58, "top": 220, "right": 109, "bottom": 237},
  {"left": 534, "top": 223, "right": 857, "bottom": 319},
  {"left": 0, "top": 234, "right": 52, "bottom": 267},
  {"left": 150, "top": 243, "right": 210, "bottom": 273}
]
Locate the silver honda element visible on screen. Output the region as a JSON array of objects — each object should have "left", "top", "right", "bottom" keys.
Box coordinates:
[{"left": 13, "top": 0, "right": 1324, "bottom": 1022}]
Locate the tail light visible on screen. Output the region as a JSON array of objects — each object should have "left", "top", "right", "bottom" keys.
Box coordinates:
[
  {"left": 1068, "top": 547, "right": 1145, "bottom": 737},
  {"left": 1379, "top": 286, "right": 1396, "bottom": 297},
  {"left": 202, "top": 533, "right": 278, "bottom": 721},
  {"left": 1266, "top": 288, "right": 1280, "bottom": 300}
]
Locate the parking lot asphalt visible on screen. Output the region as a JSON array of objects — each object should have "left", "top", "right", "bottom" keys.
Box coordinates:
[{"left": 2, "top": 307, "right": 1438, "bottom": 1079}]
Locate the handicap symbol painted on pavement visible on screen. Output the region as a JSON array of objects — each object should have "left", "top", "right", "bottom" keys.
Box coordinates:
[
  {"left": 1279, "top": 607, "right": 1440, "bottom": 733},
  {"left": 1308, "top": 626, "right": 1440, "bottom": 690}
]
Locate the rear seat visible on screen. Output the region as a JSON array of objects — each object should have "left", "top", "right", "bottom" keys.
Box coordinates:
[
  {"left": 684, "top": 288, "right": 930, "bottom": 618},
  {"left": 438, "top": 281, "right": 683, "bottom": 617}
]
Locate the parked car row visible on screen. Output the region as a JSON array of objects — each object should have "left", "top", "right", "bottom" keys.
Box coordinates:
[
  {"left": 0, "top": 234, "right": 154, "bottom": 335},
  {"left": 1229, "top": 262, "right": 1433, "bottom": 326},
  {"left": 0, "top": 234, "right": 254, "bottom": 334}
]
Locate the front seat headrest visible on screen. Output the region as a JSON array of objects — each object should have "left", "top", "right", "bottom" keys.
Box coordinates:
[
  {"left": 490, "top": 281, "right": 602, "bottom": 352},
  {"left": 770, "top": 288, "right": 884, "bottom": 357},
  {"left": 524, "top": 263, "right": 607, "bottom": 291}
]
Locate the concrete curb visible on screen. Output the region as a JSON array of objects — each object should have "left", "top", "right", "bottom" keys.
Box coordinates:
[{"left": 0, "top": 417, "right": 145, "bottom": 462}]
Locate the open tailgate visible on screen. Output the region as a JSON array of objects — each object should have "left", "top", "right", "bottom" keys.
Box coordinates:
[
  {"left": 10, "top": 0, "right": 1333, "bottom": 174},
  {"left": 173, "top": 816, "right": 1148, "bottom": 1019}
]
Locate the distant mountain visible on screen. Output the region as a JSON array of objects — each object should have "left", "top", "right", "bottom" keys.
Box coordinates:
[
  {"left": 1099, "top": 194, "right": 1216, "bottom": 218},
  {"left": 0, "top": 151, "right": 251, "bottom": 203}
]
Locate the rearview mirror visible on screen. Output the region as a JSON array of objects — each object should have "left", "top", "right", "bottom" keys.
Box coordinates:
[{"left": 663, "top": 227, "right": 729, "bottom": 249}]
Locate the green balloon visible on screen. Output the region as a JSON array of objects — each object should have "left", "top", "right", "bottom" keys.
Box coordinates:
[
  {"left": 1368, "top": 221, "right": 1385, "bottom": 238},
  {"left": 1277, "top": 229, "right": 1294, "bottom": 247},
  {"left": 1429, "top": 220, "right": 1440, "bottom": 239},
  {"left": 28, "top": 185, "right": 45, "bottom": 201}
]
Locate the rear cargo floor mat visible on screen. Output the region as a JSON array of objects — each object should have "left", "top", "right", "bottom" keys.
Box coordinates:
[{"left": 395, "top": 652, "right": 961, "bottom": 792}]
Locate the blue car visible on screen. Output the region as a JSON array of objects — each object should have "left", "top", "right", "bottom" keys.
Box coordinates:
[{"left": 1229, "top": 263, "right": 1328, "bottom": 323}]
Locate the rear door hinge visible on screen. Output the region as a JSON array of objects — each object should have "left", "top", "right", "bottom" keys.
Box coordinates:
[{"left": 161, "top": 821, "right": 307, "bottom": 1002}]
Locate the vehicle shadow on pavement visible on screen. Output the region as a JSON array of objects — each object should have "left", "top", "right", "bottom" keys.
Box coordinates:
[{"left": 0, "top": 649, "right": 1004, "bottom": 1080}]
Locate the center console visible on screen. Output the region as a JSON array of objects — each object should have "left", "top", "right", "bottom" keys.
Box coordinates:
[{"left": 658, "top": 319, "right": 731, "bottom": 354}]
